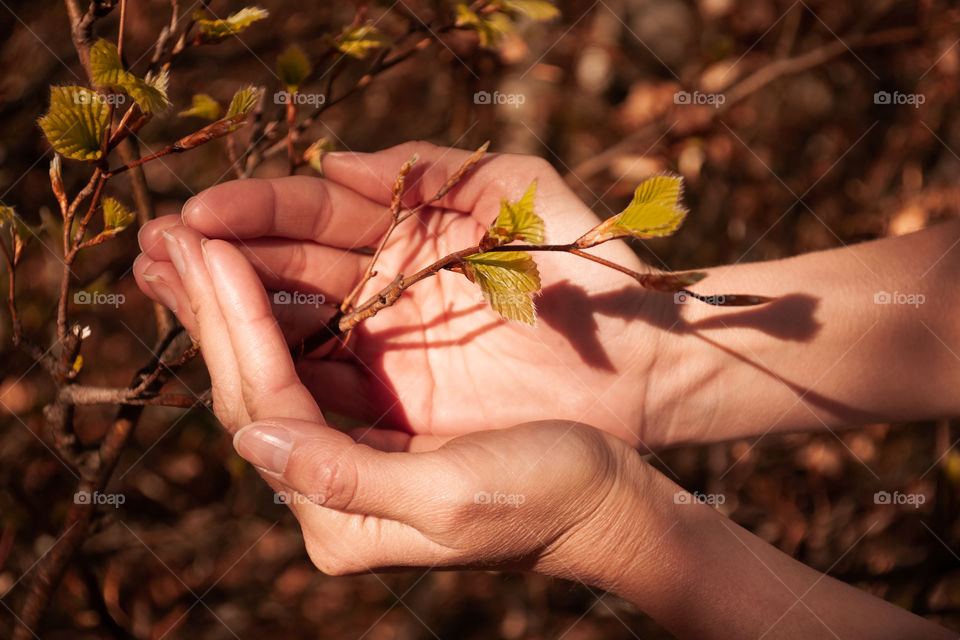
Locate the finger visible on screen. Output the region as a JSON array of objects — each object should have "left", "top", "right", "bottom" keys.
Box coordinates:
[
  {"left": 136, "top": 253, "right": 347, "bottom": 352},
  {"left": 137, "top": 215, "right": 181, "bottom": 256},
  {"left": 201, "top": 238, "right": 324, "bottom": 424},
  {"left": 142, "top": 221, "right": 368, "bottom": 304},
  {"left": 133, "top": 254, "right": 199, "bottom": 338},
  {"left": 233, "top": 418, "right": 455, "bottom": 522},
  {"left": 321, "top": 140, "right": 563, "bottom": 220},
  {"left": 181, "top": 175, "right": 390, "bottom": 248},
  {"left": 161, "top": 227, "right": 248, "bottom": 427}
]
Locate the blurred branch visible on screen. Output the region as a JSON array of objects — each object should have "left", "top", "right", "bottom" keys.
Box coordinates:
[
  {"left": 15, "top": 329, "right": 194, "bottom": 640},
  {"left": 569, "top": 26, "right": 922, "bottom": 185}
]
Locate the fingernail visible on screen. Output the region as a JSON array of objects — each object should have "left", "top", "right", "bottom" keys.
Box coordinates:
[
  {"left": 141, "top": 273, "right": 178, "bottom": 312},
  {"left": 162, "top": 231, "right": 185, "bottom": 275},
  {"left": 234, "top": 423, "right": 293, "bottom": 475},
  {"left": 136, "top": 224, "right": 148, "bottom": 251},
  {"left": 181, "top": 196, "right": 199, "bottom": 224}
]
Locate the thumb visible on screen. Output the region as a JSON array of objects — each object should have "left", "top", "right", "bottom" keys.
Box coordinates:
[{"left": 233, "top": 419, "right": 454, "bottom": 522}]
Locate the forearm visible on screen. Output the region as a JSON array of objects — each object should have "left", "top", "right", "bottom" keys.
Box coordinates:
[
  {"left": 560, "top": 459, "right": 952, "bottom": 639},
  {"left": 652, "top": 220, "right": 960, "bottom": 447}
]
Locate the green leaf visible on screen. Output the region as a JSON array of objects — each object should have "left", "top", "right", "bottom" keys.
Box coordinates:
[
  {"left": 329, "top": 25, "right": 388, "bottom": 59},
  {"left": 463, "top": 251, "right": 541, "bottom": 325},
  {"left": 488, "top": 179, "right": 544, "bottom": 244},
  {"left": 576, "top": 174, "right": 688, "bottom": 247},
  {"left": 102, "top": 197, "right": 134, "bottom": 236},
  {"left": 226, "top": 85, "right": 263, "bottom": 121},
  {"left": 304, "top": 137, "right": 334, "bottom": 174},
  {"left": 277, "top": 44, "right": 311, "bottom": 91},
  {"left": 496, "top": 0, "right": 560, "bottom": 20},
  {"left": 38, "top": 86, "right": 110, "bottom": 161},
  {"left": 179, "top": 93, "right": 222, "bottom": 120},
  {"left": 455, "top": 4, "right": 515, "bottom": 47},
  {"left": 90, "top": 39, "right": 170, "bottom": 113},
  {"left": 194, "top": 7, "right": 269, "bottom": 39}
]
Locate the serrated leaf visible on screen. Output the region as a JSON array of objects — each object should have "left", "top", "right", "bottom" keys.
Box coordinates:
[
  {"left": 304, "top": 138, "right": 334, "bottom": 174},
  {"left": 90, "top": 39, "right": 170, "bottom": 113},
  {"left": 195, "top": 7, "right": 269, "bottom": 39},
  {"left": 102, "top": 197, "right": 134, "bottom": 236},
  {"left": 330, "top": 25, "right": 388, "bottom": 59},
  {"left": 179, "top": 93, "right": 222, "bottom": 120},
  {"left": 576, "top": 174, "right": 687, "bottom": 247},
  {"left": 455, "top": 4, "right": 514, "bottom": 47},
  {"left": 226, "top": 85, "right": 263, "bottom": 120},
  {"left": 497, "top": 0, "right": 560, "bottom": 20},
  {"left": 38, "top": 86, "right": 110, "bottom": 161},
  {"left": 463, "top": 251, "right": 541, "bottom": 325},
  {"left": 488, "top": 179, "right": 544, "bottom": 244},
  {"left": 277, "top": 44, "right": 311, "bottom": 91}
]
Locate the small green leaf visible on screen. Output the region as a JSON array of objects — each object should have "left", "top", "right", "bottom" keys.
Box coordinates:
[
  {"left": 304, "top": 138, "right": 334, "bottom": 174},
  {"left": 194, "top": 7, "right": 269, "bottom": 39},
  {"left": 277, "top": 44, "right": 311, "bottom": 92},
  {"left": 102, "top": 197, "right": 134, "bottom": 236},
  {"left": 90, "top": 39, "right": 170, "bottom": 113},
  {"left": 226, "top": 85, "right": 264, "bottom": 122},
  {"left": 38, "top": 86, "right": 110, "bottom": 161},
  {"left": 329, "top": 25, "right": 388, "bottom": 59},
  {"left": 488, "top": 179, "right": 544, "bottom": 244},
  {"left": 496, "top": 0, "right": 560, "bottom": 20},
  {"left": 179, "top": 93, "right": 222, "bottom": 120},
  {"left": 576, "top": 174, "right": 687, "bottom": 247},
  {"left": 455, "top": 4, "right": 514, "bottom": 47},
  {"left": 463, "top": 251, "right": 541, "bottom": 325}
]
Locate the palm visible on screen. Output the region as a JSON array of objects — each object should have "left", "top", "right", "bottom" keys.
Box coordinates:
[{"left": 302, "top": 196, "right": 657, "bottom": 447}]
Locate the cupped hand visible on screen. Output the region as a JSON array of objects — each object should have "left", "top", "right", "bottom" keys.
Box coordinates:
[
  {"left": 150, "top": 226, "right": 652, "bottom": 579},
  {"left": 135, "top": 142, "right": 671, "bottom": 447}
]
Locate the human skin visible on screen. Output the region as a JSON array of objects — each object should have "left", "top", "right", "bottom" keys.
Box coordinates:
[
  {"left": 134, "top": 142, "right": 958, "bottom": 636},
  {"left": 135, "top": 141, "right": 960, "bottom": 450},
  {"left": 138, "top": 227, "right": 952, "bottom": 638}
]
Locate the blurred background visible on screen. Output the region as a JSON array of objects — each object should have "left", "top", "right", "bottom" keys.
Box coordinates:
[{"left": 2, "top": 0, "right": 960, "bottom": 637}]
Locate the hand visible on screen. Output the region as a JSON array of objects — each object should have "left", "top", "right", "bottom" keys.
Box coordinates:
[
  {"left": 145, "top": 226, "right": 650, "bottom": 579},
  {"left": 135, "top": 142, "right": 672, "bottom": 448}
]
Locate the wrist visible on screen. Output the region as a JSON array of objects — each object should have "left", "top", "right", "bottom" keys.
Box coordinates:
[{"left": 533, "top": 442, "right": 681, "bottom": 600}]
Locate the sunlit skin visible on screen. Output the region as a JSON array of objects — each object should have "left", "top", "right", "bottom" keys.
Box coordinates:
[{"left": 134, "top": 142, "right": 959, "bottom": 638}]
